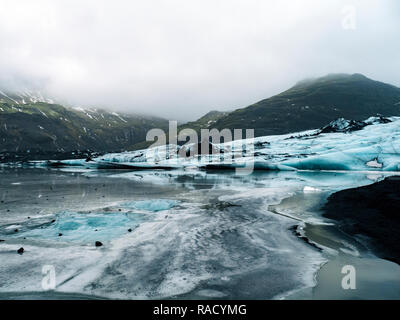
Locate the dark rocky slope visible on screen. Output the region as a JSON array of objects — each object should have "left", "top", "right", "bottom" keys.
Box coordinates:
[
  {"left": 322, "top": 176, "right": 400, "bottom": 264},
  {"left": 0, "top": 97, "right": 168, "bottom": 156},
  {"left": 188, "top": 74, "right": 400, "bottom": 137}
]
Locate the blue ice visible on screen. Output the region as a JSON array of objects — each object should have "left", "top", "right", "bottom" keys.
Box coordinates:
[
  {"left": 16, "top": 211, "right": 145, "bottom": 243},
  {"left": 36, "top": 116, "right": 400, "bottom": 172}
]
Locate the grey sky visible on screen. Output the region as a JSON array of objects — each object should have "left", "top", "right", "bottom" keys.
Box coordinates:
[{"left": 0, "top": 0, "right": 399, "bottom": 121}]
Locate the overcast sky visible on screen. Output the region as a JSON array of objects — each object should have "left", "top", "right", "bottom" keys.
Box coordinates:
[{"left": 0, "top": 0, "right": 399, "bottom": 120}]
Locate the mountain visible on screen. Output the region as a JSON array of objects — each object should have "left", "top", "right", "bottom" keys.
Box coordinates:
[
  {"left": 0, "top": 90, "right": 168, "bottom": 158},
  {"left": 2, "top": 73, "right": 400, "bottom": 159},
  {"left": 179, "top": 110, "right": 229, "bottom": 132},
  {"left": 187, "top": 74, "right": 400, "bottom": 137},
  {"left": 0, "top": 90, "right": 55, "bottom": 105},
  {"left": 130, "top": 110, "right": 229, "bottom": 150}
]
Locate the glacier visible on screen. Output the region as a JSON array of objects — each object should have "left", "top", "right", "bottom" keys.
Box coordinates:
[{"left": 26, "top": 116, "right": 400, "bottom": 173}]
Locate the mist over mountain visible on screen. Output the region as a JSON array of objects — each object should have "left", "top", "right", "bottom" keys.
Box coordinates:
[
  {"left": 1, "top": 1, "right": 400, "bottom": 120},
  {"left": 186, "top": 74, "right": 400, "bottom": 137},
  {"left": 0, "top": 91, "right": 168, "bottom": 157}
]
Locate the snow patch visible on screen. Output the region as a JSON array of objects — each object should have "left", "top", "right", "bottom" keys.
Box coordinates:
[
  {"left": 303, "top": 186, "right": 322, "bottom": 193},
  {"left": 366, "top": 159, "right": 383, "bottom": 168}
]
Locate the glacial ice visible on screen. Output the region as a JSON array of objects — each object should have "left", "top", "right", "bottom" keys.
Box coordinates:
[{"left": 27, "top": 116, "right": 400, "bottom": 172}]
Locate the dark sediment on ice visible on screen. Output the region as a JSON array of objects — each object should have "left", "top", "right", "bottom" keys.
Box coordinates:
[{"left": 322, "top": 176, "right": 400, "bottom": 264}]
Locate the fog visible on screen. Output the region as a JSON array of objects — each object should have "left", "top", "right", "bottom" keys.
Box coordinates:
[{"left": 0, "top": 0, "right": 399, "bottom": 120}]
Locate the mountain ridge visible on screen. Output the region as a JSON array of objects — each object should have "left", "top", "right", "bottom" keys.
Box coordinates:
[
  {"left": 0, "top": 96, "right": 169, "bottom": 156},
  {"left": 2, "top": 73, "right": 400, "bottom": 157},
  {"left": 185, "top": 73, "right": 400, "bottom": 137}
]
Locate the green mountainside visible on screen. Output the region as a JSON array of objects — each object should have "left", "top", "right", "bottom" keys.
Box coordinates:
[
  {"left": 0, "top": 92, "right": 168, "bottom": 155},
  {"left": 186, "top": 74, "right": 400, "bottom": 137}
]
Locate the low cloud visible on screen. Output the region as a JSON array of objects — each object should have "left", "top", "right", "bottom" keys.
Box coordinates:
[{"left": 0, "top": 0, "right": 399, "bottom": 120}]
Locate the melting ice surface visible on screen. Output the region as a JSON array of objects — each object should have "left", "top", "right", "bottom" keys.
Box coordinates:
[
  {"left": 13, "top": 211, "right": 145, "bottom": 243},
  {"left": 1, "top": 168, "right": 400, "bottom": 299},
  {"left": 8, "top": 199, "right": 178, "bottom": 243}
]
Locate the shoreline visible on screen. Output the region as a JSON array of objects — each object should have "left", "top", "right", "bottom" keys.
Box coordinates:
[
  {"left": 274, "top": 176, "right": 400, "bottom": 299},
  {"left": 321, "top": 176, "right": 400, "bottom": 265}
]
